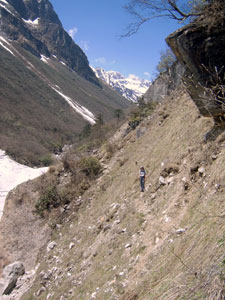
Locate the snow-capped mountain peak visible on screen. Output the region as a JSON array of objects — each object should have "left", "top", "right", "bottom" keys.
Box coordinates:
[{"left": 92, "top": 67, "right": 151, "bottom": 102}]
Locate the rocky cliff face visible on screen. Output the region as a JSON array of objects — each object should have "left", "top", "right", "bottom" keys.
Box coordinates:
[
  {"left": 166, "top": 2, "right": 225, "bottom": 121},
  {"left": 144, "top": 61, "right": 185, "bottom": 103},
  {"left": 0, "top": 0, "right": 98, "bottom": 85}
]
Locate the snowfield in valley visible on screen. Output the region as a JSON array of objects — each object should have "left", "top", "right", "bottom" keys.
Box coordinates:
[{"left": 0, "top": 150, "right": 48, "bottom": 220}]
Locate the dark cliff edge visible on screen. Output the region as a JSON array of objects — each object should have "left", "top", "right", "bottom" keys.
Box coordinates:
[{"left": 166, "top": 1, "right": 225, "bottom": 123}]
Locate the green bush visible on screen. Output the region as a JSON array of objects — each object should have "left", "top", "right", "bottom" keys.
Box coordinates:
[
  {"left": 35, "top": 185, "right": 61, "bottom": 217},
  {"left": 39, "top": 154, "right": 53, "bottom": 166},
  {"left": 79, "top": 156, "right": 102, "bottom": 177},
  {"left": 128, "top": 97, "right": 157, "bottom": 130}
]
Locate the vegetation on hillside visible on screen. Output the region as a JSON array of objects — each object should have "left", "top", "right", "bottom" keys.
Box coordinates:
[
  {"left": 78, "top": 113, "right": 126, "bottom": 152},
  {"left": 128, "top": 96, "right": 157, "bottom": 129},
  {"left": 18, "top": 89, "right": 225, "bottom": 300},
  {"left": 35, "top": 154, "right": 102, "bottom": 217},
  {"left": 0, "top": 43, "right": 130, "bottom": 167}
]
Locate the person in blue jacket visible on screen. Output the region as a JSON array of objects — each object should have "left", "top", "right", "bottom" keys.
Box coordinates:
[{"left": 139, "top": 166, "right": 146, "bottom": 192}]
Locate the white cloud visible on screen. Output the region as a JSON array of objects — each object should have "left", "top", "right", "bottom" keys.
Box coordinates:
[
  {"left": 128, "top": 74, "right": 140, "bottom": 80},
  {"left": 95, "top": 57, "right": 107, "bottom": 65},
  {"left": 144, "top": 72, "right": 150, "bottom": 77},
  {"left": 94, "top": 57, "right": 116, "bottom": 66},
  {"left": 79, "top": 40, "right": 89, "bottom": 51},
  {"left": 68, "top": 27, "right": 78, "bottom": 40}
]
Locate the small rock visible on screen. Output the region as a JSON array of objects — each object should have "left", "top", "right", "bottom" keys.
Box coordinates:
[
  {"left": 151, "top": 193, "right": 156, "bottom": 200},
  {"left": 176, "top": 228, "right": 186, "bottom": 234},
  {"left": 125, "top": 243, "right": 132, "bottom": 248},
  {"left": 43, "top": 270, "right": 52, "bottom": 280},
  {"left": 159, "top": 176, "right": 167, "bottom": 185},
  {"left": 182, "top": 177, "right": 187, "bottom": 182},
  {"left": 47, "top": 241, "right": 57, "bottom": 252},
  {"left": 36, "top": 287, "right": 45, "bottom": 296},
  {"left": 103, "top": 224, "right": 111, "bottom": 232},
  {"left": 93, "top": 251, "right": 98, "bottom": 257},
  {"left": 114, "top": 219, "right": 120, "bottom": 225},
  {"left": 69, "top": 243, "right": 75, "bottom": 249},
  {"left": 91, "top": 291, "right": 97, "bottom": 298},
  {"left": 64, "top": 204, "right": 70, "bottom": 210},
  {"left": 198, "top": 167, "right": 205, "bottom": 176}
]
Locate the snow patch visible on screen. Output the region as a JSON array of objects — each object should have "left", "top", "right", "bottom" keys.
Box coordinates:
[
  {"left": 22, "top": 18, "right": 40, "bottom": 26},
  {"left": 52, "top": 87, "right": 96, "bottom": 124},
  {"left": 40, "top": 55, "right": 49, "bottom": 64},
  {"left": 0, "top": 37, "right": 15, "bottom": 56},
  {"left": 0, "top": 150, "right": 48, "bottom": 220},
  {"left": 0, "top": 2, "right": 13, "bottom": 15}
]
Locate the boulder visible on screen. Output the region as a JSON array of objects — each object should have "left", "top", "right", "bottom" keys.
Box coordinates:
[
  {"left": 0, "top": 261, "right": 25, "bottom": 295},
  {"left": 166, "top": 4, "right": 225, "bottom": 119}
]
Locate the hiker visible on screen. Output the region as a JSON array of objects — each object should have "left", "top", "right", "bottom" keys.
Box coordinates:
[{"left": 139, "top": 166, "right": 146, "bottom": 192}]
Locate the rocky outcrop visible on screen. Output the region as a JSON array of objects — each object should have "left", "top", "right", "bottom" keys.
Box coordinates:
[
  {"left": 144, "top": 61, "right": 184, "bottom": 103},
  {"left": 166, "top": 2, "right": 225, "bottom": 120},
  {"left": 0, "top": 0, "right": 99, "bottom": 85}
]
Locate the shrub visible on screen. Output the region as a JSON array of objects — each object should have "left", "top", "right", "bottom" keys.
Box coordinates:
[
  {"left": 39, "top": 154, "right": 53, "bottom": 166},
  {"left": 128, "top": 97, "right": 157, "bottom": 130},
  {"left": 62, "top": 151, "right": 79, "bottom": 174},
  {"left": 156, "top": 47, "right": 176, "bottom": 74},
  {"left": 105, "top": 142, "right": 117, "bottom": 159},
  {"left": 79, "top": 156, "right": 102, "bottom": 177},
  {"left": 35, "top": 185, "right": 62, "bottom": 217}
]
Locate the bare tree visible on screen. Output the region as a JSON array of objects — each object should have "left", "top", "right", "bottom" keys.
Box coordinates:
[
  {"left": 123, "top": 0, "right": 210, "bottom": 36},
  {"left": 156, "top": 47, "right": 176, "bottom": 73}
]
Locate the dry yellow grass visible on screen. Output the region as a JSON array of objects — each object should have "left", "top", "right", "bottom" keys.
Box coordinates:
[{"left": 18, "top": 91, "right": 225, "bottom": 299}]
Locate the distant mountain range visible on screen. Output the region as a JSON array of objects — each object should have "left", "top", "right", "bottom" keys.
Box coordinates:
[
  {"left": 0, "top": 0, "right": 130, "bottom": 165},
  {"left": 92, "top": 67, "right": 151, "bottom": 102}
]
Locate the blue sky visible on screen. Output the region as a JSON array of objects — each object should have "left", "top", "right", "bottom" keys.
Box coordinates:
[{"left": 50, "top": 0, "right": 181, "bottom": 80}]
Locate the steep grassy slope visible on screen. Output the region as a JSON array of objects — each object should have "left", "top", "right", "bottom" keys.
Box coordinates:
[
  {"left": 0, "top": 43, "right": 130, "bottom": 166},
  {"left": 1, "top": 90, "right": 224, "bottom": 299}
]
